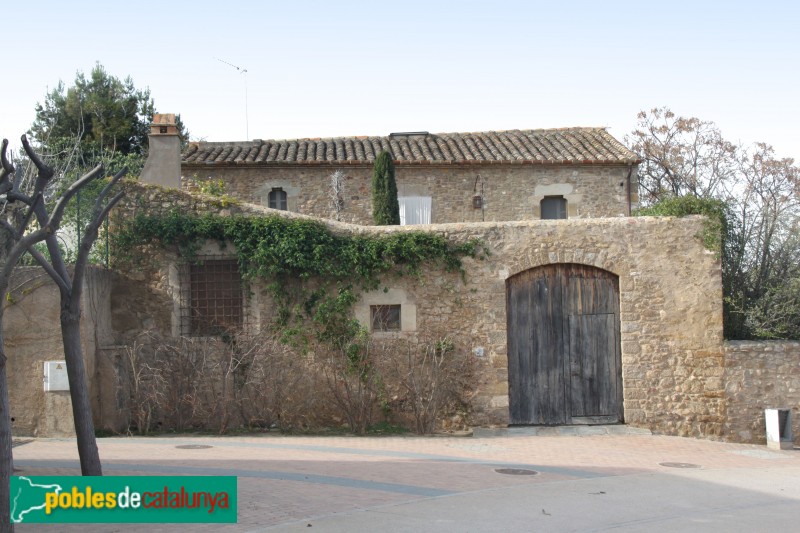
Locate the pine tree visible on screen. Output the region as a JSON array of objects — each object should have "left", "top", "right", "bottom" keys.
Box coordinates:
[{"left": 372, "top": 151, "right": 400, "bottom": 225}]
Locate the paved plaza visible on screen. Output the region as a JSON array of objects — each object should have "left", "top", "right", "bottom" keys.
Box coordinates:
[{"left": 12, "top": 428, "right": 800, "bottom": 532}]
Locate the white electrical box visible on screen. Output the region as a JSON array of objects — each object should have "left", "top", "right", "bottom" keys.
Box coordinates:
[{"left": 43, "top": 361, "right": 70, "bottom": 392}]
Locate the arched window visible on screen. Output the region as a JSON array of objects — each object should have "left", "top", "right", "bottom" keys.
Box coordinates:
[
  {"left": 541, "top": 195, "right": 567, "bottom": 219},
  {"left": 268, "top": 188, "right": 288, "bottom": 210}
]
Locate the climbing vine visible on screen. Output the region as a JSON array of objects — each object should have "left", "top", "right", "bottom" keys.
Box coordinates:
[{"left": 114, "top": 211, "right": 484, "bottom": 346}]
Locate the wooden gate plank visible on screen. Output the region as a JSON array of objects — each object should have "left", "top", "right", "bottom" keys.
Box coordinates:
[
  {"left": 507, "top": 263, "right": 621, "bottom": 426},
  {"left": 568, "top": 313, "right": 617, "bottom": 418}
]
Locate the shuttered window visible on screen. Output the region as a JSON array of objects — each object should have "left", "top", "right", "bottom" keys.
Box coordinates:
[{"left": 268, "top": 188, "right": 288, "bottom": 210}]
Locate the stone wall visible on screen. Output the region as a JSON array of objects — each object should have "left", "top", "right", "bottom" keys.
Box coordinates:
[
  {"left": 342, "top": 217, "right": 724, "bottom": 437},
  {"left": 4, "top": 267, "right": 113, "bottom": 437},
  {"left": 724, "top": 341, "right": 800, "bottom": 445},
  {"left": 111, "top": 183, "right": 724, "bottom": 438},
  {"left": 6, "top": 183, "right": 740, "bottom": 440},
  {"left": 182, "top": 163, "right": 637, "bottom": 224}
]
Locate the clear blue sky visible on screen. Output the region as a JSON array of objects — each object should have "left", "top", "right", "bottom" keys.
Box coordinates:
[{"left": 3, "top": 1, "right": 799, "bottom": 161}]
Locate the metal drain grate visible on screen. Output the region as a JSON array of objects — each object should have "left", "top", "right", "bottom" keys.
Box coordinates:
[
  {"left": 495, "top": 468, "right": 539, "bottom": 476},
  {"left": 659, "top": 462, "right": 700, "bottom": 469},
  {"left": 175, "top": 444, "right": 213, "bottom": 450}
]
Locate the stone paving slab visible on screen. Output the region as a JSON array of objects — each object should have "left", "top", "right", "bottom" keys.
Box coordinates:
[{"left": 10, "top": 433, "right": 800, "bottom": 532}]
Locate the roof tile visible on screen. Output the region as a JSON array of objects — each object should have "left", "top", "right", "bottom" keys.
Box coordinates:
[{"left": 182, "top": 128, "right": 638, "bottom": 166}]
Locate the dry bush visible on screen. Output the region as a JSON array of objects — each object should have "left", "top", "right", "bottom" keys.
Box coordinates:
[
  {"left": 315, "top": 332, "right": 382, "bottom": 434},
  {"left": 379, "top": 335, "right": 477, "bottom": 434},
  {"left": 122, "top": 329, "right": 478, "bottom": 435},
  {"left": 124, "top": 339, "right": 166, "bottom": 434},
  {"left": 124, "top": 331, "right": 327, "bottom": 434},
  {"left": 231, "top": 333, "right": 321, "bottom": 431}
]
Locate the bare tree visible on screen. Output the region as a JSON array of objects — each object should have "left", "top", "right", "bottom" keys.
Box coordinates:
[
  {"left": 0, "top": 137, "right": 100, "bottom": 531},
  {"left": 627, "top": 107, "right": 739, "bottom": 203},
  {"left": 18, "top": 135, "right": 126, "bottom": 475},
  {"left": 630, "top": 108, "right": 800, "bottom": 339}
]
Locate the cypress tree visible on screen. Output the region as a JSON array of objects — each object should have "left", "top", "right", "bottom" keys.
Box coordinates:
[{"left": 372, "top": 150, "right": 400, "bottom": 225}]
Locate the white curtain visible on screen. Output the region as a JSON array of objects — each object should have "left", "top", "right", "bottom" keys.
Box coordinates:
[{"left": 399, "top": 196, "right": 432, "bottom": 225}]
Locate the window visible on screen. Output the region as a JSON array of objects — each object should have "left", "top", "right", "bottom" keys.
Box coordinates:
[
  {"left": 370, "top": 304, "right": 401, "bottom": 332},
  {"left": 268, "top": 188, "right": 288, "bottom": 210},
  {"left": 181, "top": 259, "right": 243, "bottom": 336},
  {"left": 399, "top": 196, "right": 432, "bottom": 225},
  {"left": 541, "top": 196, "right": 567, "bottom": 219}
]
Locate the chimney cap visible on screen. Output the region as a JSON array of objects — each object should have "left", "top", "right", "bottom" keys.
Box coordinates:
[{"left": 150, "top": 113, "right": 178, "bottom": 136}]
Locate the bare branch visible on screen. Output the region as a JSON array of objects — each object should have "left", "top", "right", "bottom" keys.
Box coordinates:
[
  {"left": 24, "top": 245, "right": 70, "bottom": 294},
  {"left": 97, "top": 190, "right": 125, "bottom": 224},
  {"left": 71, "top": 190, "right": 124, "bottom": 311},
  {"left": 0, "top": 139, "right": 13, "bottom": 196},
  {"left": 0, "top": 220, "right": 13, "bottom": 237},
  {"left": 93, "top": 167, "right": 127, "bottom": 217},
  {"left": 21, "top": 134, "right": 54, "bottom": 187},
  {"left": 15, "top": 193, "right": 42, "bottom": 239},
  {"left": 48, "top": 164, "right": 104, "bottom": 229},
  {"left": 0, "top": 226, "right": 48, "bottom": 283}
]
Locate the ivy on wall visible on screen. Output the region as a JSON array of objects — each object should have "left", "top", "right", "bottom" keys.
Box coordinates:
[{"left": 114, "top": 211, "right": 484, "bottom": 345}]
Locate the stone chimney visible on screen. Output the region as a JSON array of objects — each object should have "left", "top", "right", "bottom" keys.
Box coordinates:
[{"left": 140, "top": 113, "right": 181, "bottom": 188}]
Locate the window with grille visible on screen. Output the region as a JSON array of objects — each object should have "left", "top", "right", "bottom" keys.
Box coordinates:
[
  {"left": 268, "top": 188, "right": 288, "bottom": 210},
  {"left": 541, "top": 196, "right": 567, "bottom": 219},
  {"left": 370, "top": 304, "right": 401, "bottom": 332},
  {"left": 180, "top": 259, "right": 243, "bottom": 336}
]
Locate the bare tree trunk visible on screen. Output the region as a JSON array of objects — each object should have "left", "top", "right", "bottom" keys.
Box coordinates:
[
  {"left": 0, "top": 320, "right": 14, "bottom": 532},
  {"left": 17, "top": 136, "right": 125, "bottom": 476},
  {"left": 60, "top": 304, "right": 102, "bottom": 475}
]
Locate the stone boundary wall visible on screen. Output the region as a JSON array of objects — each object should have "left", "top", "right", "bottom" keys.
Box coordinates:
[
  {"left": 4, "top": 267, "right": 113, "bottom": 437},
  {"left": 724, "top": 341, "right": 800, "bottom": 445},
  {"left": 112, "top": 183, "right": 725, "bottom": 439}
]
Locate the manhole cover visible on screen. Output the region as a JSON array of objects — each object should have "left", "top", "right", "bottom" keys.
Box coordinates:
[
  {"left": 175, "top": 444, "right": 213, "bottom": 450},
  {"left": 495, "top": 468, "right": 539, "bottom": 476},
  {"left": 659, "top": 462, "right": 700, "bottom": 469}
]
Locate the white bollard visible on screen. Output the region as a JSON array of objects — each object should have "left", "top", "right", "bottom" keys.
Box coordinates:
[{"left": 765, "top": 408, "right": 793, "bottom": 450}]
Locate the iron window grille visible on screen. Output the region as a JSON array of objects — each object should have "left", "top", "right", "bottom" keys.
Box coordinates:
[{"left": 179, "top": 258, "right": 244, "bottom": 336}]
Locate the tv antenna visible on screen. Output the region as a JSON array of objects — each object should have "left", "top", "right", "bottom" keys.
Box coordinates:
[{"left": 216, "top": 57, "right": 249, "bottom": 140}]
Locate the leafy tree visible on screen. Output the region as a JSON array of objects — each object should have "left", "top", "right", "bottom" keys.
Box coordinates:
[
  {"left": 630, "top": 107, "right": 800, "bottom": 339},
  {"left": 29, "top": 62, "right": 188, "bottom": 176},
  {"left": 372, "top": 151, "right": 400, "bottom": 225},
  {"left": 31, "top": 63, "right": 152, "bottom": 162},
  {"left": 24, "top": 64, "right": 187, "bottom": 265}
]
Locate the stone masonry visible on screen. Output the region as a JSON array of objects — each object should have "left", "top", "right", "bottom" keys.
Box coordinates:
[
  {"left": 10, "top": 182, "right": 799, "bottom": 444},
  {"left": 724, "top": 341, "right": 800, "bottom": 445},
  {"left": 107, "top": 183, "right": 725, "bottom": 439},
  {"left": 182, "top": 164, "right": 637, "bottom": 225}
]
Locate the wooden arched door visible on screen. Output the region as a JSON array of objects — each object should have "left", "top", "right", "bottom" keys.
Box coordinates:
[{"left": 506, "top": 264, "right": 622, "bottom": 425}]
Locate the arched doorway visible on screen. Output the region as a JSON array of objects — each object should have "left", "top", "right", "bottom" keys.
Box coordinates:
[{"left": 506, "top": 263, "right": 622, "bottom": 425}]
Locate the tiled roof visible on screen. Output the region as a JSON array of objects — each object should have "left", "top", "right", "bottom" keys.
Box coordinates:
[{"left": 182, "top": 128, "right": 638, "bottom": 166}]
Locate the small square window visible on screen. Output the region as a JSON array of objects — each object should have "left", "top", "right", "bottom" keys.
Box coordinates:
[
  {"left": 370, "top": 304, "right": 401, "bottom": 332},
  {"left": 541, "top": 196, "right": 567, "bottom": 220}
]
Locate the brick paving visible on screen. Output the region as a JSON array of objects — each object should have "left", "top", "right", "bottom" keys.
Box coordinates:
[{"left": 11, "top": 431, "right": 800, "bottom": 532}]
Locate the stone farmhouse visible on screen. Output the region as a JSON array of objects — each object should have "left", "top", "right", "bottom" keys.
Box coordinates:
[
  {"left": 177, "top": 127, "right": 640, "bottom": 223},
  {"left": 5, "top": 115, "right": 798, "bottom": 447}
]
